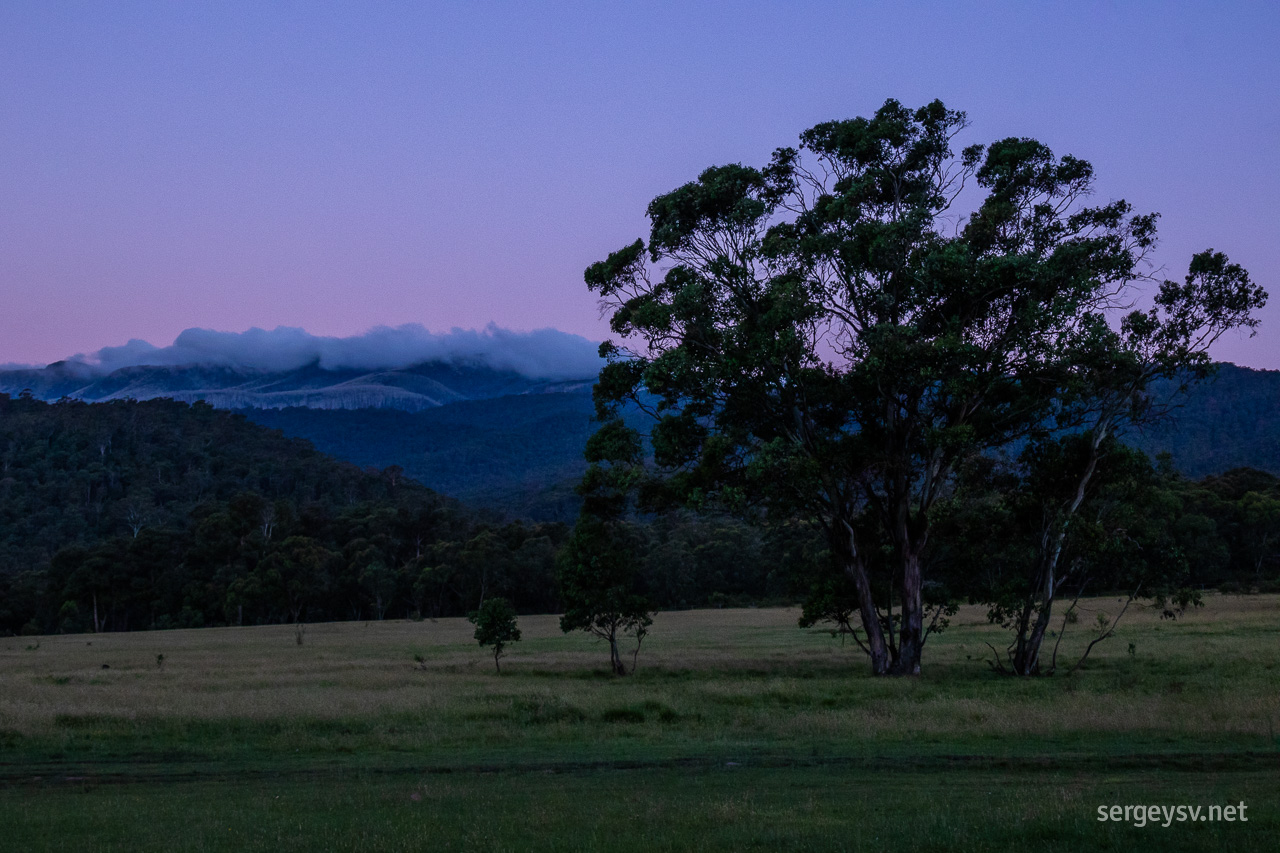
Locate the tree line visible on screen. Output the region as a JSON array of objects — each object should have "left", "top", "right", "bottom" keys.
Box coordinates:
[
  {"left": 0, "top": 394, "right": 783, "bottom": 635},
  {"left": 0, "top": 391, "right": 1277, "bottom": 677}
]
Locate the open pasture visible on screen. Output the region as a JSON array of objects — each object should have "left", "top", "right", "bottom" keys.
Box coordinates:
[{"left": 2, "top": 595, "right": 1278, "bottom": 851}]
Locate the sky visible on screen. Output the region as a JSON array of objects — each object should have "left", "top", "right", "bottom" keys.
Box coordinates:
[{"left": 1, "top": 1, "right": 1277, "bottom": 369}]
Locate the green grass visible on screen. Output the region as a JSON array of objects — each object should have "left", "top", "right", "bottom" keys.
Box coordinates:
[
  {"left": 2, "top": 595, "right": 1278, "bottom": 850},
  {"left": 5, "top": 766, "right": 1276, "bottom": 852}
]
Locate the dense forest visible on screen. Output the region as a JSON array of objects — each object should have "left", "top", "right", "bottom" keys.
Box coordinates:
[
  {"left": 0, "top": 394, "right": 786, "bottom": 635},
  {"left": 1126, "top": 364, "right": 1280, "bottom": 477},
  {"left": 1, "top": 392, "right": 1278, "bottom": 637},
  {"left": 0, "top": 393, "right": 562, "bottom": 633}
]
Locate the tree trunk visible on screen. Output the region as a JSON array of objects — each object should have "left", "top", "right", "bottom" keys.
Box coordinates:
[
  {"left": 892, "top": 548, "right": 924, "bottom": 676},
  {"left": 608, "top": 633, "right": 627, "bottom": 676},
  {"left": 1012, "top": 553, "right": 1056, "bottom": 676},
  {"left": 841, "top": 555, "right": 891, "bottom": 676},
  {"left": 1015, "top": 599, "right": 1054, "bottom": 675},
  {"left": 1010, "top": 432, "right": 1103, "bottom": 675}
]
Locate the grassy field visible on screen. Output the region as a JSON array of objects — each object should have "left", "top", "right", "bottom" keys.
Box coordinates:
[{"left": 1, "top": 595, "right": 1277, "bottom": 851}]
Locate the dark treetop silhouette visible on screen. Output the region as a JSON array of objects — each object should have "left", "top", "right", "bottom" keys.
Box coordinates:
[{"left": 583, "top": 98, "right": 1264, "bottom": 676}]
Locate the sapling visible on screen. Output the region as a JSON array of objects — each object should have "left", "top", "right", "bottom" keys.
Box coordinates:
[{"left": 467, "top": 597, "right": 521, "bottom": 673}]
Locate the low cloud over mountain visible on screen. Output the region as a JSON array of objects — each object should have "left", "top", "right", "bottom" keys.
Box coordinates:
[
  {"left": 60, "top": 324, "right": 604, "bottom": 380},
  {"left": 0, "top": 324, "right": 604, "bottom": 411}
]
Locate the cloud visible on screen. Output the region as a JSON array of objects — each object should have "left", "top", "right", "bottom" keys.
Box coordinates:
[{"left": 65, "top": 324, "right": 604, "bottom": 380}]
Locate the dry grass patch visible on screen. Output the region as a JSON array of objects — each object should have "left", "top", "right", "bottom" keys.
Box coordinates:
[{"left": 1, "top": 595, "right": 1277, "bottom": 756}]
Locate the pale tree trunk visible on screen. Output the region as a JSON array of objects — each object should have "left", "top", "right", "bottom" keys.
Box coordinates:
[
  {"left": 832, "top": 519, "right": 891, "bottom": 675},
  {"left": 1011, "top": 428, "right": 1105, "bottom": 676},
  {"left": 608, "top": 632, "right": 627, "bottom": 676}
]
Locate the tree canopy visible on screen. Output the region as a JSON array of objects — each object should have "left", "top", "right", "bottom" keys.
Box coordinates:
[
  {"left": 468, "top": 597, "right": 521, "bottom": 672},
  {"left": 584, "top": 98, "right": 1264, "bottom": 675}
]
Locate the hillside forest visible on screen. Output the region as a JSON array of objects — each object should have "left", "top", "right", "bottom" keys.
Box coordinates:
[
  {"left": 1, "top": 391, "right": 1278, "bottom": 638},
  {"left": 0, "top": 394, "right": 791, "bottom": 635}
]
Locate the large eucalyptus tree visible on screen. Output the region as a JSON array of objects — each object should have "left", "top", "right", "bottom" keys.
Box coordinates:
[{"left": 584, "top": 99, "right": 1263, "bottom": 676}]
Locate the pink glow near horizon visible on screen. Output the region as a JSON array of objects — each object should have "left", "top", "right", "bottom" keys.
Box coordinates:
[{"left": 2, "top": 3, "right": 1277, "bottom": 369}]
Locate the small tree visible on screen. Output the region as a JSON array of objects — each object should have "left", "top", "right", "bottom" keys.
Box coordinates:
[
  {"left": 468, "top": 597, "right": 521, "bottom": 673},
  {"left": 943, "top": 441, "right": 1202, "bottom": 675},
  {"left": 558, "top": 514, "right": 653, "bottom": 676}
]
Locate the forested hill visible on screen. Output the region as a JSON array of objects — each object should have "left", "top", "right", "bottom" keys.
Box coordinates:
[
  {"left": 241, "top": 363, "right": 1280, "bottom": 521},
  {"left": 1125, "top": 363, "right": 1280, "bottom": 478},
  {"left": 0, "top": 393, "right": 799, "bottom": 636},
  {"left": 0, "top": 393, "right": 568, "bottom": 634},
  {"left": 3, "top": 389, "right": 1280, "bottom": 639},
  {"left": 244, "top": 390, "right": 601, "bottom": 521},
  {"left": 6, "top": 359, "right": 1276, "bottom": 523},
  {"left": 0, "top": 393, "right": 427, "bottom": 578}
]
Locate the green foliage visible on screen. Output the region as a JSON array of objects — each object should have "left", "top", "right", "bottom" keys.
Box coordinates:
[
  {"left": 0, "top": 394, "right": 569, "bottom": 634},
  {"left": 558, "top": 515, "right": 653, "bottom": 675},
  {"left": 932, "top": 444, "right": 1280, "bottom": 673},
  {"left": 583, "top": 96, "right": 1264, "bottom": 676},
  {"left": 4, "top": 388, "right": 1278, "bottom": 644},
  {"left": 467, "top": 597, "right": 521, "bottom": 672}
]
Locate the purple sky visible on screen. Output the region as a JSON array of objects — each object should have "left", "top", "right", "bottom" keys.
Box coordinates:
[{"left": 2, "top": 1, "right": 1277, "bottom": 368}]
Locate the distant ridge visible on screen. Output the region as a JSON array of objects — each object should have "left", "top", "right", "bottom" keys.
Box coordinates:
[
  {"left": 1126, "top": 363, "right": 1280, "bottom": 478},
  {"left": 0, "top": 360, "right": 594, "bottom": 412},
  {"left": 5, "top": 359, "right": 1279, "bottom": 521}
]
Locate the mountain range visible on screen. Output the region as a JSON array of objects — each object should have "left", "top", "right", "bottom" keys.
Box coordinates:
[
  {"left": 0, "top": 357, "right": 603, "bottom": 519},
  {"left": 0, "top": 359, "right": 592, "bottom": 412},
  {"left": 3, "top": 358, "right": 1279, "bottom": 519}
]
